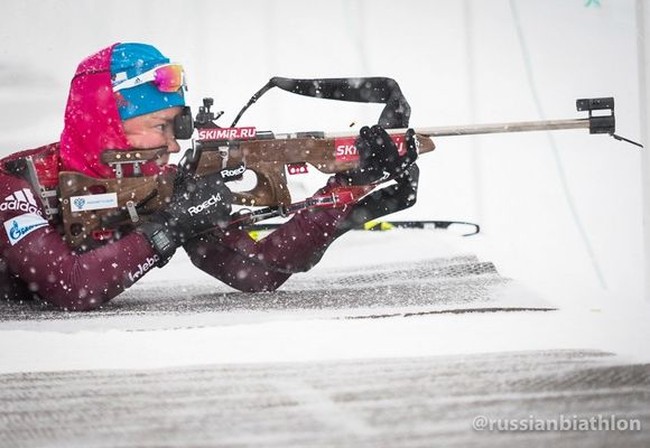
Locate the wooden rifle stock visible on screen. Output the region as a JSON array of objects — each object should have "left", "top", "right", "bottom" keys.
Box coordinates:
[
  {"left": 193, "top": 130, "right": 436, "bottom": 207},
  {"left": 58, "top": 131, "right": 434, "bottom": 249}
]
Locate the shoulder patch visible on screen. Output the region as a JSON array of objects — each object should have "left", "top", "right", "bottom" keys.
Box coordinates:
[
  {"left": 0, "top": 188, "right": 43, "bottom": 216},
  {"left": 3, "top": 213, "right": 48, "bottom": 246}
]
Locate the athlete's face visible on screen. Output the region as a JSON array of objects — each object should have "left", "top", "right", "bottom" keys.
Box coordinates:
[{"left": 121, "top": 107, "right": 182, "bottom": 167}]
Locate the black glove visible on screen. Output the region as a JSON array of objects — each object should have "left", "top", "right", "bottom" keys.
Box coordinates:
[
  {"left": 342, "top": 125, "right": 418, "bottom": 185},
  {"left": 136, "top": 170, "right": 232, "bottom": 265}
]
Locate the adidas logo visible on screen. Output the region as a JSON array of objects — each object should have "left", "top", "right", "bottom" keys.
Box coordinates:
[{"left": 0, "top": 188, "right": 42, "bottom": 216}]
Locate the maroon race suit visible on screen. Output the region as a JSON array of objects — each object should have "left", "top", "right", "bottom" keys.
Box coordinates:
[{"left": 0, "top": 45, "right": 349, "bottom": 311}]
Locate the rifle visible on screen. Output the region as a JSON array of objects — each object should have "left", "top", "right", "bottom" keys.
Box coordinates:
[{"left": 57, "top": 77, "right": 640, "bottom": 250}]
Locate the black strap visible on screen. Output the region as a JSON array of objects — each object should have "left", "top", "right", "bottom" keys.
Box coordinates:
[
  {"left": 231, "top": 77, "right": 411, "bottom": 129},
  {"left": 3, "top": 158, "right": 28, "bottom": 177},
  {"left": 334, "top": 165, "right": 420, "bottom": 237},
  {"left": 136, "top": 221, "right": 176, "bottom": 267}
]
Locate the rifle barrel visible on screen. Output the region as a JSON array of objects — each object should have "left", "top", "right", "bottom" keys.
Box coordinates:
[
  {"left": 324, "top": 117, "right": 590, "bottom": 138},
  {"left": 410, "top": 118, "right": 590, "bottom": 137}
]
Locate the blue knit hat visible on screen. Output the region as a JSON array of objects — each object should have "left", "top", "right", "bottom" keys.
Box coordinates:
[{"left": 110, "top": 43, "right": 185, "bottom": 120}]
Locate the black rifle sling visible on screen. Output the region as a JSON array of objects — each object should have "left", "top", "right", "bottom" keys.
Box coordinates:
[
  {"left": 231, "top": 76, "right": 411, "bottom": 129},
  {"left": 230, "top": 76, "right": 419, "bottom": 236}
]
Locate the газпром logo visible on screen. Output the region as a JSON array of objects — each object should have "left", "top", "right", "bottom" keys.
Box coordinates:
[{"left": 3, "top": 213, "right": 48, "bottom": 245}]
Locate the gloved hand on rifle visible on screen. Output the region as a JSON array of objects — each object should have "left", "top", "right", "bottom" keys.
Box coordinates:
[
  {"left": 341, "top": 125, "right": 418, "bottom": 186},
  {"left": 136, "top": 169, "right": 232, "bottom": 265}
]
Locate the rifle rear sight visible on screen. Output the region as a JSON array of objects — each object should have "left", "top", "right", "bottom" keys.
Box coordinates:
[{"left": 195, "top": 97, "right": 224, "bottom": 126}]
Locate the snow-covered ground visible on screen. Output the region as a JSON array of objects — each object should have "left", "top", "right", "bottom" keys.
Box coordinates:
[
  {"left": 1, "top": 231, "right": 649, "bottom": 446},
  {"left": 1, "top": 231, "right": 649, "bottom": 373}
]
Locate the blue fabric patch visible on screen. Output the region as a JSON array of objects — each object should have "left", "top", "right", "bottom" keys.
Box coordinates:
[{"left": 110, "top": 43, "right": 185, "bottom": 120}]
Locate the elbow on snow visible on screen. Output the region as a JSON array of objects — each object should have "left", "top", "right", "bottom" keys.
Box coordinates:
[{"left": 44, "top": 289, "right": 111, "bottom": 312}]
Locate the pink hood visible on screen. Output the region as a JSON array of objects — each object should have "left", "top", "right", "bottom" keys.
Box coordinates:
[
  {"left": 59, "top": 42, "right": 177, "bottom": 180},
  {"left": 59, "top": 43, "right": 130, "bottom": 179}
]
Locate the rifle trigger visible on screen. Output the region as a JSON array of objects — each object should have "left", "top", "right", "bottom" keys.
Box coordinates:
[
  {"left": 126, "top": 200, "right": 140, "bottom": 223},
  {"left": 219, "top": 146, "right": 230, "bottom": 169}
]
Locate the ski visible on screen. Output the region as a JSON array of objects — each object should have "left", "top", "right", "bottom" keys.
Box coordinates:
[{"left": 247, "top": 220, "right": 480, "bottom": 237}]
